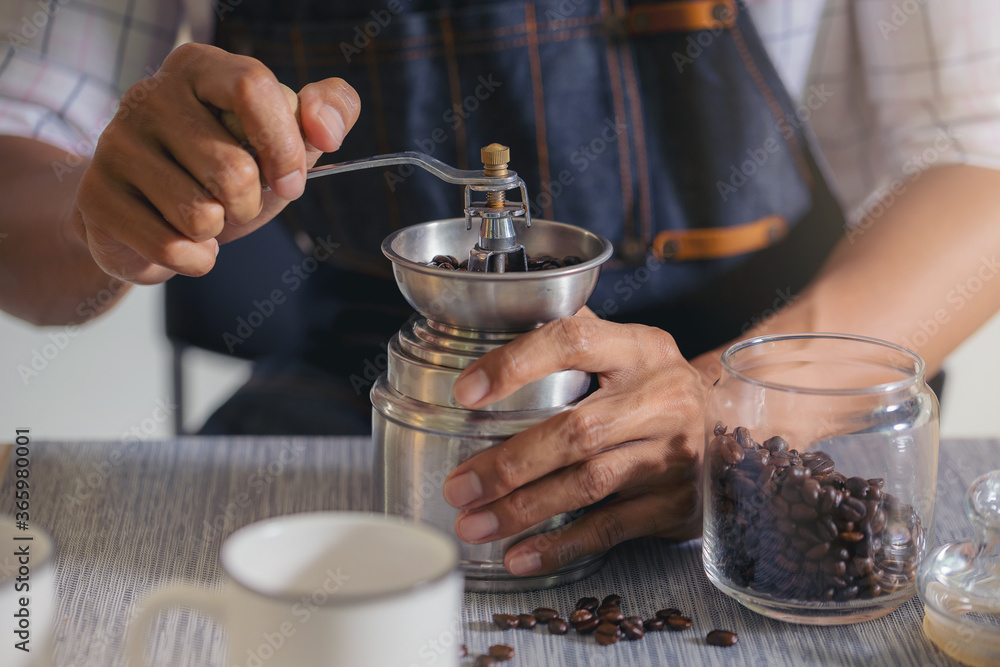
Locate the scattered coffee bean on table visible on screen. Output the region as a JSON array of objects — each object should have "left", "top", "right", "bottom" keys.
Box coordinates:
[
  {"left": 576, "top": 617, "right": 600, "bottom": 634},
  {"left": 460, "top": 644, "right": 467, "bottom": 657},
  {"left": 569, "top": 609, "right": 593, "bottom": 626},
  {"left": 595, "top": 622, "right": 621, "bottom": 646},
  {"left": 655, "top": 608, "right": 681, "bottom": 620},
  {"left": 706, "top": 630, "right": 739, "bottom": 647},
  {"left": 706, "top": 422, "right": 922, "bottom": 603},
  {"left": 602, "top": 594, "right": 622, "bottom": 607},
  {"left": 576, "top": 596, "right": 600, "bottom": 612},
  {"left": 548, "top": 618, "right": 569, "bottom": 635},
  {"left": 488, "top": 644, "right": 515, "bottom": 661},
  {"left": 493, "top": 613, "right": 519, "bottom": 630},
  {"left": 644, "top": 618, "right": 665, "bottom": 631},
  {"left": 621, "top": 620, "right": 645, "bottom": 640},
  {"left": 666, "top": 615, "right": 693, "bottom": 631},
  {"left": 473, "top": 656, "right": 496, "bottom": 667},
  {"left": 532, "top": 607, "right": 559, "bottom": 623},
  {"left": 516, "top": 613, "right": 537, "bottom": 629}
]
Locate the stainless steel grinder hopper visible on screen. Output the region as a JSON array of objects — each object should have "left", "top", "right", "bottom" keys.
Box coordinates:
[{"left": 302, "top": 144, "right": 613, "bottom": 590}]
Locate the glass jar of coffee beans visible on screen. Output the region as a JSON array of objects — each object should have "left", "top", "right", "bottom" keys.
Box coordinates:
[{"left": 703, "top": 334, "right": 939, "bottom": 624}]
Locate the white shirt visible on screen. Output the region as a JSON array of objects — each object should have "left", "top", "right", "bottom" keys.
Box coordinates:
[{"left": 2, "top": 0, "right": 999, "bottom": 223}]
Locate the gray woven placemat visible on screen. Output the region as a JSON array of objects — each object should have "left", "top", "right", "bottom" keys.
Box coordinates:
[{"left": 1, "top": 437, "right": 990, "bottom": 666}]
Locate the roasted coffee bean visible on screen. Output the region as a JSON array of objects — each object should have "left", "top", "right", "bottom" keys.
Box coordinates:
[
  {"left": 822, "top": 560, "right": 847, "bottom": 577},
  {"left": 488, "top": 645, "right": 514, "bottom": 661},
  {"left": 460, "top": 645, "right": 468, "bottom": 658},
  {"left": 821, "top": 487, "right": 844, "bottom": 514},
  {"left": 666, "top": 615, "right": 693, "bottom": 631},
  {"left": 790, "top": 504, "right": 818, "bottom": 521},
  {"left": 596, "top": 602, "right": 619, "bottom": 616},
  {"left": 655, "top": 608, "right": 681, "bottom": 620},
  {"left": 840, "top": 531, "right": 864, "bottom": 542},
  {"left": 817, "top": 517, "right": 839, "bottom": 542},
  {"left": 846, "top": 476, "right": 870, "bottom": 499},
  {"left": 516, "top": 613, "right": 537, "bottom": 629},
  {"left": 716, "top": 435, "right": 745, "bottom": 465},
  {"left": 569, "top": 609, "right": 593, "bottom": 625},
  {"left": 623, "top": 616, "right": 643, "bottom": 627},
  {"left": 805, "top": 541, "right": 831, "bottom": 560},
  {"left": 576, "top": 596, "right": 600, "bottom": 612},
  {"left": 601, "top": 593, "right": 622, "bottom": 607},
  {"left": 621, "top": 620, "right": 645, "bottom": 640},
  {"left": 493, "top": 613, "right": 519, "bottom": 630},
  {"left": 563, "top": 255, "right": 583, "bottom": 265},
  {"left": 548, "top": 618, "right": 569, "bottom": 635},
  {"left": 576, "top": 617, "right": 600, "bottom": 634},
  {"left": 714, "top": 421, "right": 728, "bottom": 436},
  {"left": 644, "top": 618, "right": 665, "bottom": 631},
  {"left": 808, "top": 458, "right": 836, "bottom": 476},
  {"left": 848, "top": 556, "right": 874, "bottom": 577},
  {"left": 595, "top": 622, "right": 621, "bottom": 645},
  {"left": 599, "top": 609, "right": 625, "bottom": 624},
  {"left": 706, "top": 630, "right": 739, "bottom": 647},
  {"left": 835, "top": 585, "right": 860, "bottom": 601},
  {"left": 800, "top": 479, "right": 822, "bottom": 506},
  {"left": 532, "top": 607, "right": 559, "bottom": 623},
  {"left": 734, "top": 426, "right": 754, "bottom": 448},
  {"left": 473, "top": 656, "right": 496, "bottom": 667},
  {"left": 771, "top": 495, "right": 790, "bottom": 516},
  {"left": 786, "top": 465, "right": 810, "bottom": 481},
  {"left": 764, "top": 436, "right": 789, "bottom": 453},
  {"left": 839, "top": 496, "right": 867, "bottom": 522}
]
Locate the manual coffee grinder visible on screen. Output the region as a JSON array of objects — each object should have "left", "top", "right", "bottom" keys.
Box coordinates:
[{"left": 299, "top": 143, "right": 612, "bottom": 590}]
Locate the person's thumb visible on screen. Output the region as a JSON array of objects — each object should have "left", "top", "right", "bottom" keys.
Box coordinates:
[{"left": 298, "top": 77, "right": 362, "bottom": 158}]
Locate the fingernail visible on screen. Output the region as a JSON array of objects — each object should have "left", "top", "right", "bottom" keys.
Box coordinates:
[
  {"left": 507, "top": 551, "right": 542, "bottom": 576},
  {"left": 443, "top": 471, "right": 482, "bottom": 507},
  {"left": 456, "top": 510, "right": 498, "bottom": 542},
  {"left": 274, "top": 170, "right": 305, "bottom": 199},
  {"left": 318, "top": 104, "right": 346, "bottom": 150},
  {"left": 453, "top": 368, "right": 489, "bottom": 407}
]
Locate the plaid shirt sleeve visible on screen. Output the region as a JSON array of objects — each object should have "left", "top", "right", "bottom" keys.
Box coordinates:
[{"left": 0, "top": 0, "right": 187, "bottom": 156}]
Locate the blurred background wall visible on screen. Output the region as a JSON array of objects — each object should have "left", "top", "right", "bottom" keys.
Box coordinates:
[{"left": 1, "top": 283, "right": 997, "bottom": 440}]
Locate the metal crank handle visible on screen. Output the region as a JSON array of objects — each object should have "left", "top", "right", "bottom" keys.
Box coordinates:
[{"left": 260, "top": 151, "right": 521, "bottom": 191}]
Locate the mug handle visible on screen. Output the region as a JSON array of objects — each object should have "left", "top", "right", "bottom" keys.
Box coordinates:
[{"left": 126, "top": 585, "right": 228, "bottom": 667}]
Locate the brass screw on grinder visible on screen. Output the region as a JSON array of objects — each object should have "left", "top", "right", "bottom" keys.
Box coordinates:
[{"left": 481, "top": 143, "right": 510, "bottom": 206}]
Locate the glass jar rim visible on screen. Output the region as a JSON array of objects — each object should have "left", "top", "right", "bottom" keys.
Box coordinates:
[{"left": 721, "top": 332, "right": 927, "bottom": 396}]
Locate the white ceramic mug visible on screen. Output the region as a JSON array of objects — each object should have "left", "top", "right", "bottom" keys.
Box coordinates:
[{"left": 127, "top": 512, "right": 463, "bottom": 667}]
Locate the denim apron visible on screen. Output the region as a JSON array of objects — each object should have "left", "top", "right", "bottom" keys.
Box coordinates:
[{"left": 198, "top": 0, "right": 847, "bottom": 433}]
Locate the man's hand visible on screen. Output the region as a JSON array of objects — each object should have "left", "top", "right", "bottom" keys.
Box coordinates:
[
  {"left": 74, "top": 42, "right": 360, "bottom": 284},
  {"left": 442, "top": 316, "right": 707, "bottom": 576}
]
